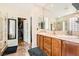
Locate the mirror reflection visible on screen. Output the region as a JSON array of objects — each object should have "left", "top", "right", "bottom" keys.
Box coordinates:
[{"left": 8, "top": 19, "right": 16, "bottom": 39}]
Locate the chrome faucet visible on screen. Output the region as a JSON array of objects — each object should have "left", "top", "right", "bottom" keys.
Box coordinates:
[{"left": 67, "top": 31, "right": 72, "bottom": 35}]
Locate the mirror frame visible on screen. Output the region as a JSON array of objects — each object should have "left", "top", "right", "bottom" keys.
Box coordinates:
[{"left": 8, "top": 18, "right": 16, "bottom": 40}]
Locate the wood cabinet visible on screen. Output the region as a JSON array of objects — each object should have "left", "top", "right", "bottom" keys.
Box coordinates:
[
  {"left": 37, "top": 34, "right": 61, "bottom": 56},
  {"left": 62, "top": 41, "right": 79, "bottom": 56},
  {"left": 52, "top": 38, "right": 62, "bottom": 56},
  {"left": 43, "top": 36, "right": 52, "bottom": 56},
  {"left": 37, "top": 34, "right": 79, "bottom": 56}
]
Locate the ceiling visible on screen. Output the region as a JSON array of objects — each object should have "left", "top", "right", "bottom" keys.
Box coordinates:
[
  {"left": 35, "top": 3, "right": 76, "bottom": 18},
  {"left": 0, "top": 3, "right": 76, "bottom": 18}
]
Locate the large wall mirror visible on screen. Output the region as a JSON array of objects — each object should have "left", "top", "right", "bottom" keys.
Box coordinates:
[{"left": 8, "top": 18, "right": 16, "bottom": 40}]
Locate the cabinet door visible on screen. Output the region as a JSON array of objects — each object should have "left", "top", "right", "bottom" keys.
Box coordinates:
[
  {"left": 44, "top": 36, "right": 52, "bottom": 56},
  {"left": 39, "top": 35, "right": 44, "bottom": 50},
  {"left": 62, "top": 41, "right": 79, "bottom": 56},
  {"left": 52, "top": 38, "right": 62, "bottom": 56},
  {"left": 43, "top": 46, "right": 52, "bottom": 56},
  {"left": 37, "top": 35, "right": 43, "bottom": 49},
  {"left": 37, "top": 34, "right": 40, "bottom": 47}
]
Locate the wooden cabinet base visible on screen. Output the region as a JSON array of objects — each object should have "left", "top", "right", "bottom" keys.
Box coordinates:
[{"left": 37, "top": 34, "right": 79, "bottom": 56}]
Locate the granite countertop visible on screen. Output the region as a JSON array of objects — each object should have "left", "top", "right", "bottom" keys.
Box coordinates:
[{"left": 37, "top": 30, "right": 79, "bottom": 43}]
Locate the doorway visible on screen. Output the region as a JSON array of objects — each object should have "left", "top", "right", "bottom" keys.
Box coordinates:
[{"left": 18, "top": 17, "right": 26, "bottom": 46}]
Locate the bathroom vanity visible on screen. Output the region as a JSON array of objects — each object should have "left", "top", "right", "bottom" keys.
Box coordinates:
[{"left": 37, "top": 31, "right": 79, "bottom": 56}]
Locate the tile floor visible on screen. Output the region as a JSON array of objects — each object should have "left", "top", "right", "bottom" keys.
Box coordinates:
[{"left": 5, "top": 41, "right": 30, "bottom": 56}]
